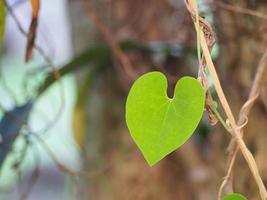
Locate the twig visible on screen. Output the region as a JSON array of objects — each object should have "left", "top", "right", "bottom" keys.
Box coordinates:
[
  {"left": 185, "top": 0, "right": 267, "bottom": 199},
  {"left": 20, "top": 146, "right": 40, "bottom": 200},
  {"left": 219, "top": 48, "right": 267, "bottom": 198},
  {"left": 82, "top": 0, "right": 138, "bottom": 80},
  {"left": 199, "top": 17, "right": 267, "bottom": 200},
  {"left": 4, "top": 0, "right": 66, "bottom": 136},
  {"left": 3, "top": 1, "right": 62, "bottom": 84},
  {"left": 30, "top": 130, "right": 108, "bottom": 178},
  {"left": 218, "top": 154, "right": 235, "bottom": 197},
  {"left": 211, "top": 1, "right": 267, "bottom": 21}
]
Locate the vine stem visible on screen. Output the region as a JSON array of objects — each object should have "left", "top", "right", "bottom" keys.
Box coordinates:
[
  {"left": 198, "top": 32, "right": 235, "bottom": 125},
  {"left": 219, "top": 47, "right": 267, "bottom": 198},
  {"left": 199, "top": 28, "right": 267, "bottom": 200},
  {"left": 187, "top": 0, "right": 267, "bottom": 199},
  {"left": 82, "top": 0, "right": 137, "bottom": 80}
]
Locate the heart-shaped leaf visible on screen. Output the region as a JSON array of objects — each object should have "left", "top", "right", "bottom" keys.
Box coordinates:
[
  {"left": 126, "top": 71, "right": 205, "bottom": 166},
  {"left": 221, "top": 193, "right": 247, "bottom": 200}
]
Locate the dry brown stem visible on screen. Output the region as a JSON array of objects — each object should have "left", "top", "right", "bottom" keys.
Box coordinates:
[
  {"left": 82, "top": 0, "right": 137, "bottom": 80},
  {"left": 185, "top": 0, "right": 267, "bottom": 199},
  {"left": 219, "top": 48, "right": 267, "bottom": 198},
  {"left": 212, "top": 1, "right": 267, "bottom": 21},
  {"left": 4, "top": 0, "right": 65, "bottom": 135}
]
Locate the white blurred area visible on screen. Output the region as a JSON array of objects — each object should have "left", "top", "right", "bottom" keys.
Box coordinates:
[{"left": 0, "top": 0, "right": 80, "bottom": 199}]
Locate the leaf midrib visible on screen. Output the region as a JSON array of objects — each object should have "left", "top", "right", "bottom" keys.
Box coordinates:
[{"left": 154, "top": 101, "right": 172, "bottom": 158}]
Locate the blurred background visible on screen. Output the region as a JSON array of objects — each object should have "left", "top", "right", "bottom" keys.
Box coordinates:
[{"left": 0, "top": 0, "right": 267, "bottom": 200}]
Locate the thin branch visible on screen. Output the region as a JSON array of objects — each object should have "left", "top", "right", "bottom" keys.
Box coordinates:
[
  {"left": 219, "top": 48, "right": 267, "bottom": 198},
  {"left": 82, "top": 0, "right": 138, "bottom": 80},
  {"left": 4, "top": 0, "right": 66, "bottom": 136},
  {"left": 30, "top": 130, "right": 108, "bottom": 178},
  {"left": 3, "top": 1, "right": 61, "bottom": 83},
  {"left": 185, "top": 0, "right": 267, "bottom": 199},
  {"left": 199, "top": 17, "right": 267, "bottom": 200},
  {"left": 218, "top": 154, "right": 235, "bottom": 198},
  {"left": 212, "top": 1, "right": 267, "bottom": 21},
  {"left": 20, "top": 144, "right": 40, "bottom": 200}
]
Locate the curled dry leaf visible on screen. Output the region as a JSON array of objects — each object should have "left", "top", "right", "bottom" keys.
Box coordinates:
[
  {"left": 185, "top": 0, "right": 217, "bottom": 126},
  {"left": 25, "top": 0, "right": 40, "bottom": 62}
]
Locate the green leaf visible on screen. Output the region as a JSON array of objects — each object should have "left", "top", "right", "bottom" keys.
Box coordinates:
[
  {"left": 126, "top": 71, "right": 205, "bottom": 166},
  {"left": 221, "top": 193, "right": 247, "bottom": 200},
  {"left": 0, "top": 1, "right": 5, "bottom": 54}
]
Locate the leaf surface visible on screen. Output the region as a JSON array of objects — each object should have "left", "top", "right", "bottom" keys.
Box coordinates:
[
  {"left": 222, "top": 193, "right": 247, "bottom": 200},
  {"left": 126, "top": 72, "right": 205, "bottom": 165}
]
